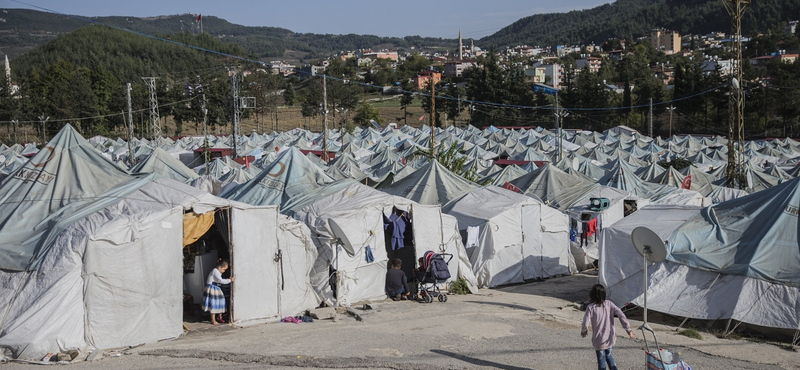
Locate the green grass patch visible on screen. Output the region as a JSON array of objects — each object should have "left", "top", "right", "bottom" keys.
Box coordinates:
[{"left": 678, "top": 329, "right": 703, "bottom": 340}]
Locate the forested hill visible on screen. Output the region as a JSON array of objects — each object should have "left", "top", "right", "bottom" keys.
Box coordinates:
[
  {"left": 0, "top": 8, "right": 456, "bottom": 61},
  {"left": 11, "top": 25, "right": 248, "bottom": 83},
  {"left": 481, "top": 0, "right": 800, "bottom": 47}
]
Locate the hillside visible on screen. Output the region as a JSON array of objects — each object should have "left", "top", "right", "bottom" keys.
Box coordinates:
[
  {"left": 0, "top": 8, "right": 456, "bottom": 61},
  {"left": 482, "top": 0, "right": 800, "bottom": 47},
  {"left": 10, "top": 25, "right": 249, "bottom": 83}
]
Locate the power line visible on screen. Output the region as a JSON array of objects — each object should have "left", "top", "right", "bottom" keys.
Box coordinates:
[{"left": 0, "top": 96, "right": 197, "bottom": 124}]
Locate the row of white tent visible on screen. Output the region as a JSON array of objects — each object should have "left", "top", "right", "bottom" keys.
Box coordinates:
[{"left": 3, "top": 121, "right": 800, "bottom": 360}]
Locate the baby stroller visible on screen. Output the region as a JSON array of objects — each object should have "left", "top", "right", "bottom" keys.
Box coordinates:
[{"left": 411, "top": 251, "right": 452, "bottom": 303}]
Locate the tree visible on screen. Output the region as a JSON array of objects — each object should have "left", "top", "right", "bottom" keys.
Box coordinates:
[
  {"left": 283, "top": 82, "right": 296, "bottom": 106},
  {"left": 245, "top": 71, "right": 283, "bottom": 132},
  {"left": 398, "top": 80, "right": 415, "bottom": 127},
  {"left": 353, "top": 102, "right": 382, "bottom": 127}
]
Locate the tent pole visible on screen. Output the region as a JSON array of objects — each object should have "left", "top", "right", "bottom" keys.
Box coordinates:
[
  {"left": 724, "top": 318, "right": 733, "bottom": 337},
  {"left": 676, "top": 317, "right": 690, "bottom": 331}
]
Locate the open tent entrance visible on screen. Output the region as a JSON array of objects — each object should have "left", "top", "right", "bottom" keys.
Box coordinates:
[
  {"left": 182, "top": 208, "right": 232, "bottom": 323},
  {"left": 384, "top": 206, "right": 416, "bottom": 278}
]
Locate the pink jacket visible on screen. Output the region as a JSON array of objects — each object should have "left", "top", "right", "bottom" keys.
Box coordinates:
[{"left": 581, "top": 301, "right": 633, "bottom": 350}]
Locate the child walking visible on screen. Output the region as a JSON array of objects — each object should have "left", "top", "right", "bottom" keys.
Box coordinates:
[
  {"left": 581, "top": 284, "right": 635, "bottom": 370},
  {"left": 203, "top": 259, "right": 235, "bottom": 325}
]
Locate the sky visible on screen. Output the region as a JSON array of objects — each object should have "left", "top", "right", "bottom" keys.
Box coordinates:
[{"left": 5, "top": 0, "right": 611, "bottom": 38}]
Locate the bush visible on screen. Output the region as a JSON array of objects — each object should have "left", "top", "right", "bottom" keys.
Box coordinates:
[{"left": 448, "top": 278, "right": 470, "bottom": 295}]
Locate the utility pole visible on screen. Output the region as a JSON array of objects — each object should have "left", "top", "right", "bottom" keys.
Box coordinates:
[
  {"left": 38, "top": 114, "right": 49, "bottom": 143},
  {"left": 554, "top": 90, "right": 569, "bottom": 161},
  {"left": 430, "top": 80, "right": 436, "bottom": 154},
  {"left": 666, "top": 106, "right": 676, "bottom": 138},
  {"left": 230, "top": 69, "right": 240, "bottom": 157},
  {"left": 322, "top": 74, "right": 329, "bottom": 162},
  {"left": 126, "top": 83, "right": 135, "bottom": 167},
  {"left": 648, "top": 97, "right": 653, "bottom": 138},
  {"left": 723, "top": 0, "right": 748, "bottom": 189},
  {"left": 202, "top": 93, "right": 210, "bottom": 174},
  {"left": 141, "top": 77, "right": 160, "bottom": 138}
]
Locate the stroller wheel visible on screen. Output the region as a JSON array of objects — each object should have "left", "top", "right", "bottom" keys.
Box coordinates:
[
  {"left": 424, "top": 295, "right": 433, "bottom": 303},
  {"left": 438, "top": 294, "right": 447, "bottom": 302}
]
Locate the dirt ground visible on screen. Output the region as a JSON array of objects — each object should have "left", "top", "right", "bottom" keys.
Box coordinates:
[{"left": 4, "top": 271, "right": 798, "bottom": 370}]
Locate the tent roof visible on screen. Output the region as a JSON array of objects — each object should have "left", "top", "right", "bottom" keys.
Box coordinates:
[
  {"left": 380, "top": 160, "right": 478, "bottom": 205},
  {"left": 668, "top": 176, "right": 800, "bottom": 287},
  {"left": 0, "top": 125, "right": 132, "bottom": 270}
]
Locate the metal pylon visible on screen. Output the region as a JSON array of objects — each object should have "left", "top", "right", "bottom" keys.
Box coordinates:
[{"left": 142, "top": 77, "right": 161, "bottom": 138}]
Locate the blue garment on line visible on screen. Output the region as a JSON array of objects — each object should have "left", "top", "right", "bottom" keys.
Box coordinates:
[
  {"left": 383, "top": 212, "right": 406, "bottom": 250},
  {"left": 365, "top": 245, "right": 375, "bottom": 263},
  {"left": 570, "top": 229, "right": 578, "bottom": 242}
]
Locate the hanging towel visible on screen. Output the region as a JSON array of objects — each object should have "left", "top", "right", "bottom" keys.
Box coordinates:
[
  {"left": 570, "top": 229, "right": 578, "bottom": 242},
  {"left": 365, "top": 245, "right": 375, "bottom": 263},
  {"left": 586, "top": 218, "right": 598, "bottom": 238},
  {"left": 466, "top": 226, "right": 480, "bottom": 249}
]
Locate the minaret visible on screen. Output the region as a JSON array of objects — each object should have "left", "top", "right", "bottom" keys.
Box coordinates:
[
  {"left": 4, "top": 55, "right": 9, "bottom": 81},
  {"left": 470, "top": 39, "right": 474, "bottom": 54},
  {"left": 458, "top": 29, "right": 463, "bottom": 60}
]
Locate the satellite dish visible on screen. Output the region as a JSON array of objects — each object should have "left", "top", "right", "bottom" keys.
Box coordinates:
[
  {"left": 328, "top": 219, "right": 355, "bottom": 257},
  {"left": 631, "top": 227, "right": 667, "bottom": 263}
]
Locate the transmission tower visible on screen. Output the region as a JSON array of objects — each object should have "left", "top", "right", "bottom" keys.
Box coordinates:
[
  {"left": 723, "top": 0, "right": 748, "bottom": 189},
  {"left": 141, "top": 77, "right": 161, "bottom": 138}
]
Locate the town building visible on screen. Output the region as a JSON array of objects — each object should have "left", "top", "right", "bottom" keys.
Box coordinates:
[
  {"left": 650, "top": 30, "right": 682, "bottom": 54},
  {"left": 444, "top": 60, "right": 475, "bottom": 77},
  {"left": 414, "top": 70, "right": 441, "bottom": 90},
  {"left": 575, "top": 56, "right": 602, "bottom": 73},
  {"left": 525, "top": 63, "right": 563, "bottom": 88}
]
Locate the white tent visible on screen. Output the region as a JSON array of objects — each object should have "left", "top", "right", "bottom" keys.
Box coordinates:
[
  {"left": 443, "top": 186, "right": 573, "bottom": 288},
  {"left": 0, "top": 177, "right": 319, "bottom": 360},
  {"left": 599, "top": 204, "right": 800, "bottom": 332},
  {"left": 294, "top": 182, "right": 478, "bottom": 306}
]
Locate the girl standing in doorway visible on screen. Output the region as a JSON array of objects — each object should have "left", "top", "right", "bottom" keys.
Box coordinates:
[{"left": 203, "top": 259, "right": 235, "bottom": 325}]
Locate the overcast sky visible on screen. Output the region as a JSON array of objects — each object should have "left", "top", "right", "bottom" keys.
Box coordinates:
[{"left": 5, "top": 0, "right": 612, "bottom": 38}]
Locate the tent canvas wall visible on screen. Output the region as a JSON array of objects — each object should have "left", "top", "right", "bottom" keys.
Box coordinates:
[
  {"left": 443, "top": 186, "right": 572, "bottom": 288},
  {"left": 294, "top": 182, "right": 477, "bottom": 306}
]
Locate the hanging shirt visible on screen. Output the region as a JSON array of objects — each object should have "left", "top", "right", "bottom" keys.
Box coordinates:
[
  {"left": 586, "top": 218, "right": 598, "bottom": 238},
  {"left": 383, "top": 212, "right": 406, "bottom": 250}
]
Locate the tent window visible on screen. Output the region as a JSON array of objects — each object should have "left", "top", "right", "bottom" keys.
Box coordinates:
[{"left": 624, "top": 200, "right": 638, "bottom": 217}]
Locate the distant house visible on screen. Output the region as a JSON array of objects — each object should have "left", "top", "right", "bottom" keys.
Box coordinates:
[
  {"left": 525, "top": 62, "right": 563, "bottom": 88},
  {"left": 362, "top": 51, "right": 399, "bottom": 61},
  {"left": 444, "top": 60, "right": 475, "bottom": 77},
  {"left": 414, "top": 70, "right": 441, "bottom": 90},
  {"left": 701, "top": 59, "right": 733, "bottom": 76},
  {"left": 575, "top": 57, "right": 602, "bottom": 73},
  {"left": 750, "top": 53, "right": 799, "bottom": 68},
  {"left": 652, "top": 64, "right": 674, "bottom": 85},
  {"left": 270, "top": 61, "right": 296, "bottom": 77}
]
